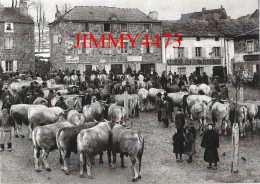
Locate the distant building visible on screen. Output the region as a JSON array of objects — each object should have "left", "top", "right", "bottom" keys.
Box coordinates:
[
  {"left": 49, "top": 6, "right": 163, "bottom": 75},
  {"left": 0, "top": 1, "right": 35, "bottom": 73},
  {"left": 180, "top": 5, "right": 228, "bottom": 21},
  {"left": 35, "top": 21, "right": 50, "bottom": 58},
  {"left": 162, "top": 20, "right": 234, "bottom": 78}
]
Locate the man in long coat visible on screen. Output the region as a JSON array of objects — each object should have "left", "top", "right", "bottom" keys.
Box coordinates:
[
  {"left": 161, "top": 97, "right": 171, "bottom": 128},
  {"left": 201, "top": 123, "right": 220, "bottom": 170}
]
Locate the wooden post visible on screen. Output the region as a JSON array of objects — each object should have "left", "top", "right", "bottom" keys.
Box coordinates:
[
  {"left": 124, "top": 90, "right": 129, "bottom": 119},
  {"left": 231, "top": 123, "right": 239, "bottom": 173}
]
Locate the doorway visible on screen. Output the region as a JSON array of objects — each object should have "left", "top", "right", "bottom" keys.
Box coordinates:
[
  {"left": 111, "top": 64, "right": 123, "bottom": 74},
  {"left": 85, "top": 65, "right": 92, "bottom": 73},
  {"left": 141, "top": 64, "right": 155, "bottom": 75},
  {"left": 195, "top": 67, "right": 204, "bottom": 76}
]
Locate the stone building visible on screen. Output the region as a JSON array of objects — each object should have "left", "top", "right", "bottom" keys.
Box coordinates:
[
  {"left": 49, "top": 6, "right": 163, "bottom": 75},
  {"left": 162, "top": 20, "right": 234, "bottom": 79},
  {"left": 0, "top": 1, "right": 35, "bottom": 73}
]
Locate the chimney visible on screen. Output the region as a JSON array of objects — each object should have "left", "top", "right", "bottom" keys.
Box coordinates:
[
  {"left": 148, "top": 11, "right": 158, "bottom": 20},
  {"left": 202, "top": 7, "right": 206, "bottom": 12},
  {"left": 55, "top": 5, "right": 62, "bottom": 20},
  {"left": 221, "top": 5, "right": 224, "bottom": 9},
  {"left": 20, "top": 0, "right": 28, "bottom": 16}
]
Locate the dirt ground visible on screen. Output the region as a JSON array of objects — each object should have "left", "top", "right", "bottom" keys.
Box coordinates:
[{"left": 0, "top": 85, "right": 260, "bottom": 184}]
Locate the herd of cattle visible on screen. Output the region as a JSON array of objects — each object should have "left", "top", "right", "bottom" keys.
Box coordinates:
[{"left": 2, "top": 75, "right": 260, "bottom": 181}]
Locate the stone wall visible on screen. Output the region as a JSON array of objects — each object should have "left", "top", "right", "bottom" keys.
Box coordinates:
[
  {"left": 50, "top": 21, "right": 162, "bottom": 73},
  {"left": 0, "top": 22, "right": 35, "bottom": 72}
]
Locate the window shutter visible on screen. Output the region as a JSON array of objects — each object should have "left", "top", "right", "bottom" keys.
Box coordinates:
[
  {"left": 211, "top": 48, "right": 214, "bottom": 58},
  {"left": 1, "top": 61, "right": 6, "bottom": 73},
  {"left": 150, "top": 45, "right": 153, "bottom": 53},
  {"left": 140, "top": 45, "right": 144, "bottom": 54},
  {"left": 192, "top": 47, "right": 196, "bottom": 58},
  {"left": 105, "top": 64, "right": 111, "bottom": 73},
  {"left": 109, "top": 50, "right": 112, "bottom": 55},
  {"left": 10, "top": 38, "right": 13, "bottom": 49},
  {"left": 202, "top": 47, "right": 206, "bottom": 58},
  {"left": 174, "top": 48, "right": 178, "bottom": 58},
  {"left": 5, "top": 38, "right": 9, "bottom": 49},
  {"left": 13, "top": 60, "right": 17, "bottom": 72},
  {"left": 78, "top": 43, "right": 82, "bottom": 54},
  {"left": 220, "top": 47, "right": 225, "bottom": 58},
  {"left": 184, "top": 47, "right": 188, "bottom": 58}
]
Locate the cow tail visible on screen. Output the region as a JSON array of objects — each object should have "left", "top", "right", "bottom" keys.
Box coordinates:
[
  {"left": 56, "top": 129, "right": 64, "bottom": 165},
  {"left": 137, "top": 132, "right": 144, "bottom": 173}
]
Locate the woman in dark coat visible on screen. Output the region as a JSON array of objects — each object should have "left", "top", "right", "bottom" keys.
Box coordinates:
[
  {"left": 172, "top": 129, "right": 185, "bottom": 162},
  {"left": 184, "top": 126, "right": 196, "bottom": 163},
  {"left": 201, "top": 123, "right": 220, "bottom": 170}
]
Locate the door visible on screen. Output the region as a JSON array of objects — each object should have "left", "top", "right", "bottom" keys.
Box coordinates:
[
  {"left": 195, "top": 67, "right": 203, "bottom": 76},
  {"left": 85, "top": 65, "right": 92, "bottom": 73},
  {"left": 213, "top": 66, "right": 225, "bottom": 82},
  {"left": 111, "top": 64, "right": 122, "bottom": 74},
  {"left": 141, "top": 64, "right": 155, "bottom": 75}
]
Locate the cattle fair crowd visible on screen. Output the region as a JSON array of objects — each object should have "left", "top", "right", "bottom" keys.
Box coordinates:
[{"left": 0, "top": 67, "right": 259, "bottom": 181}]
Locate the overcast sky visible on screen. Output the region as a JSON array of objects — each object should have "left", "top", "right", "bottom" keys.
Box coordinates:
[{"left": 0, "top": 0, "right": 259, "bottom": 22}]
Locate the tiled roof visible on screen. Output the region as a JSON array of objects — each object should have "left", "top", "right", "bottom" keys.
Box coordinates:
[
  {"left": 51, "top": 6, "right": 161, "bottom": 24},
  {"left": 162, "top": 20, "right": 224, "bottom": 37},
  {"left": 0, "top": 7, "right": 34, "bottom": 24},
  {"left": 180, "top": 8, "right": 227, "bottom": 21},
  {"left": 236, "top": 27, "right": 259, "bottom": 37}
]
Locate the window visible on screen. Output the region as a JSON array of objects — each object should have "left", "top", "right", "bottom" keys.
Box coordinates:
[
  {"left": 144, "top": 24, "right": 150, "bottom": 31},
  {"left": 5, "top": 23, "right": 14, "bottom": 32},
  {"left": 85, "top": 23, "right": 89, "bottom": 32},
  {"left": 178, "top": 67, "right": 186, "bottom": 75},
  {"left": 179, "top": 36, "right": 183, "bottom": 41},
  {"left": 196, "top": 37, "right": 201, "bottom": 41},
  {"left": 213, "top": 47, "right": 221, "bottom": 57},
  {"left": 178, "top": 47, "right": 184, "bottom": 58},
  {"left": 5, "top": 37, "right": 14, "bottom": 49},
  {"left": 121, "top": 42, "right": 128, "bottom": 53},
  {"left": 104, "top": 41, "right": 112, "bottom": 55},
  {"left": 104, "top": 23, "right": 110, "bottom": 32},
  {"left": 6, "top": 61, "right": 13, "bottom": 72},
  {"left": 247, "top": 40, "right": 254, "bottom": 53},
  {"left": 121, "top": 24, "right": 127, "bottom": 32},
  {"left": 195, "top": 47, "right": 202, "bottom": 57},
  {"left": 215, "top": 37, "right": 219, "bottom": 41}
]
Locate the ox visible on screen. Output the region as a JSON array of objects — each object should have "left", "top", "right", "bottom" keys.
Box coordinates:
[
  {"left": 111, "top": 124, "right": 144, "bottom": 182},
  {"left": 108, "top": 104, "right": 126, "bottom": 125},
  {"left": 138, "top": 88, "right": 149, "bottom": 111}
]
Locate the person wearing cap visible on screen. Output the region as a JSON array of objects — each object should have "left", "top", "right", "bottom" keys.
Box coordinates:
[
  {"left": 201, "top": 72, "right": 209, "bottom": 85},
  {"left": 11, "top": 89, "right": 22, "bottom": 105},
  {"left": 55, "top": 96, "right": 68, "bottom": 110},
  {"left": 175, "top": 108, "right": 185, "bottom": 133},
  {"left": 157, "top": 92, "right": 163, "bottom": 123},
  {"left": 201, "top": 123, "right": 220, "bottom": 170},
  {"left": 219, "top": 84, "right": 229, "bottom": 103},
  {"left": 2, "top": 95, "right": 12, "bottom": 114},
  {"left": 1, "top": 87, "right": 11, "bottom": 102},
  {"left": 161, "top": 96, "right": 171, "bottom": 128},
  {"left": 47, "top": 90, "right": 55, "bottom": 107},
  {"left": 0, "top": 109, "right": 15, "bottom": 152}
]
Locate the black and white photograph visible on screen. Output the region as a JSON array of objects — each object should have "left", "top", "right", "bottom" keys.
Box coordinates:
[{"left": 0, "top": 0, "right": 259, "bottom": 183}]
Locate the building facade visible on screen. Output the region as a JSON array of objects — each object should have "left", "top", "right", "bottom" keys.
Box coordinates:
[
  {"left": 162, "top": 20, "right": 234, "bottom": 78},
  {"left": 0, "top": 1, "right": 35, "bottom": 73},
  {"left": 49, "top": 6, "right": 163, "bottom": 75},
  {"left": 233, "top": 28, "right": 259, "bottom": 75}
]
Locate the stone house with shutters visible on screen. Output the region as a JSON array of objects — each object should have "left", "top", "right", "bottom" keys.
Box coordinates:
[
  {"left": 162, "top": 19, "right": 234, "bottom": 78},
  {"left": 0, "top": 1, "right": 35, "bottom": 74},
  {"left": 49, "top": 6, "right": 163, "bottom": 75}
]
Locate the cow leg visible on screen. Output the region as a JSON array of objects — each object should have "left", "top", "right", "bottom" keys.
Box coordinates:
[
  {"left": 17, "top": 125, "right": 25, "bottom": 138},
  {"left": 99, "top": 152, "right": 104, "bottom": 164},
  {"left": 29, "top": 123, "right": 33, "bottom": 139},
  {"left": 34, "top": 147, "right": 41, "bottom": 172},
  {"left": 252, "top": 118, "right": 256, "bottom": 131},
  {"left": 120, "top": 153, "right": 125, "bottom": 168},
  {"left": 83, "top": 153, "right": 87, "bottom": 171},
  {"left": 42, "top": 150, "right": 51, "bottom": 171},
  {"left": 239, "top": 122, "right": 243, "bottom": 137},
  {"left": 86, "top": 156, "right": 94, "bottom": 179},
  {"left": 63, "top": 151, "right": 71, "bottom": 175},
  {"left": 131, "top": 156, "right": 139, "bottom": 182},
  {"left": 79, "top": 152, "right": 85, "bottom": 178},
  {"left": 138, "top": 152, "right": 142, "bottom": 179},
  {"left": 111, "top": 149, "right": 117, "bottom": 169},
  {"left": 224, "top": 120, "right": 228, "bottom": 135},
  {"left": 107, "top": 149, "right": 113, "bottom": 168}
]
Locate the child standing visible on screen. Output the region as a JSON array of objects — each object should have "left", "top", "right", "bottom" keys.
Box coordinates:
[
  {"left": 172, "top": 129, "right": 185, "bottom": 162},
  {"left": 0, "top": 109, "right": 15, "bottom": 152}
]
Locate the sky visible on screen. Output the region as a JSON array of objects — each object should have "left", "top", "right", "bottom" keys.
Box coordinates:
[{"left": 0, "top": 0, "right": 259, "bottom": 22}]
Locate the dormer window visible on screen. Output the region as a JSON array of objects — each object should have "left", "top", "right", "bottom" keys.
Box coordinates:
[
  {"left": 196, "top": 37, "right": 201, "bottom": 41},
  {"left": 5, "top": 23, "right": 14, "bottom": 33},
  {"left": 104, "top": 23, "right": 110, "bottom": 32}
]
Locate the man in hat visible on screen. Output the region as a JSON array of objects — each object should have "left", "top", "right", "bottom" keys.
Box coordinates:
[
  {"left": 201, "top": 72, "right": 209, "bottom": 85},
  {"left": 201, "top": 123, "right": 219, "bottom": 170},
  {"left": 175, "top": 108, "right": 186, "bottom": 133},
  {"left": 219, "top": 84, "right": 228, "bottom": 102},
  {"left": 161, "top": 97, "right": 171, "bottom": 128},
  {"left": 47, "top": 90, "right": 55, "bottom": 107},
  {"left": 157, "top": 92, "right": 163, "bottom": 123},
  {"left": 55, "top": 96, "right": 68, "bottom": 110}
]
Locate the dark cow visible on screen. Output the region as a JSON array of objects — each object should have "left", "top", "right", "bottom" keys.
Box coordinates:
[{"left": 56, "top": 122, "right": 99, "bottom": 175}]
